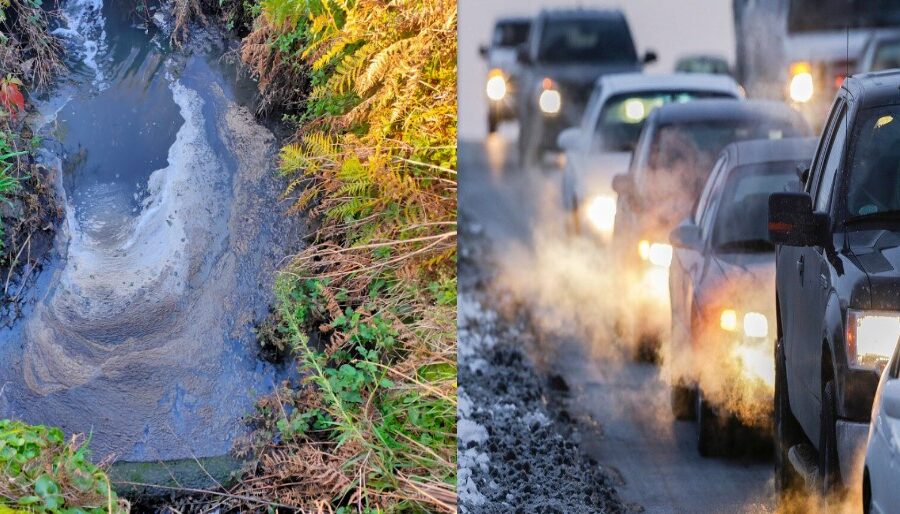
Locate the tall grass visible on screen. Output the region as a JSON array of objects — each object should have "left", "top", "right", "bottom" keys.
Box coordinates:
[{"left": 231, "top": 0, "right": 458, "bottom": 511}]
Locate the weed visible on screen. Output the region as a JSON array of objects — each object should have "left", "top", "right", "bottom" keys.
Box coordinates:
[{"left": 0, "top": 420, "right": 128, "bottom": 513}]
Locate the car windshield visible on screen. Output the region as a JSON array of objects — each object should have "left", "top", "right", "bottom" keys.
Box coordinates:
[
  {"left": 872, "top": 39, "right": 900, "bottom": 71},
  {"left": 537, "top": 18, "right": 637, "bottom": 64},
  {"left": 594, "top": 91, "right": 735, "bottom": 153},
  {"left": 493, "top": 20, "right": 530, "bottom": 48},
  {"left": 675, "top": 57, "right": 730, "bottom": 75},
  {"left": 788, "top": 0, "right": 900, "bottom": 33},
  {"left": 846, "top": 105, "right": 900, "bottom": 217},
  {"left": 712, "top": 162, "right": 800, "bottom": 252}
]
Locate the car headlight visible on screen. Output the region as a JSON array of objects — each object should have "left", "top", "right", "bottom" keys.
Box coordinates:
[
  {"left": 538, "top": 78, "right": 561, "bottom": 114},
  {"left": 486, "top": 69, "right": 507, "bottom": 101},
  {"left": 719, "top": 309, "right": 769, "bottom": 338},
  {"left": 585, "top": 195, "right": 616, "bottom": 236},
  {"left": 789, "top": 61, "right": 814, "bottom": 103},
  {"left": 847, "top": 310, "right": 900, "bottom": 370},
  {"left": 637, "top": 240, "right": 672, "bottom": 268}
]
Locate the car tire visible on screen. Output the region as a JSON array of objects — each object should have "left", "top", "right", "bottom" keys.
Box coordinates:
[
  {"left": 671, "top": 381, "right": 696, "bottom": 420},
  {"left": 819, "top": 379, "right": 843, "bottom": 496},
  {"left": 697, "top": 388, "right": 726, "bottom": 457},
  {"left": 775, "top": 338, "right": 803, "bottom": 502}
]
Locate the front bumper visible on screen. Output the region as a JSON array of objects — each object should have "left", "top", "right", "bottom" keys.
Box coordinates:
[
  {"left": 488, "top": 98, "right": 516, "bottom": 122},
  {"left": 838, "top": 367, "right": 880, "bottom": 421},
  {"left": 836, "top": 419, "right": 868, "bottom": 487}
]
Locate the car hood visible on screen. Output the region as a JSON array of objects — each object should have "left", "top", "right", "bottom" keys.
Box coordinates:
[
  {"left": 848, "top": 230, "right": 900, "bottom": 310},
  {"left": 488, "top": 48, "right": 520, "bottom": 71},
  {"left": 572, "top": 151, "right": 631, "bottom": 197},
  {"left": 531, "top": 62, "right": 642, "bottom": 91},
  {"left": 701, "top": 252, "right": 776, "bottom": 314}
]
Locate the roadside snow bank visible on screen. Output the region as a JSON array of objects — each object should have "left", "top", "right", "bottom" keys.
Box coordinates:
[{"left": 457, "top": 292, "right": 624, "bottom": 513}]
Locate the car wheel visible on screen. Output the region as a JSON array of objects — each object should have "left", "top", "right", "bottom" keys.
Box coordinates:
[
  {"left": 697, "top": 388, "right": 726, "bottom": 457},
  {"left": 671, "top": 380, "right": 696, "bottom": 420},
  {"left": 775, "top": 338, "right": 803, "bottom": 501},
  {"left": 819, "top": 379, "right": 843, "bottom": 496}
]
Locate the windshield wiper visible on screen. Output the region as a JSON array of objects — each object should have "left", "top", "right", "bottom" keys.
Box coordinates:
[
  {"left": 844, "top": 210, "right": 900, "bottom": 225},
  {"left": 715, "top": 239, "right": 774, "bottom": 252}
]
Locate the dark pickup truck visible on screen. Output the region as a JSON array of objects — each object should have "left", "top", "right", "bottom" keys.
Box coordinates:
[
  {"left": 769, "top": 70, "right": 900, "bottom": 498},
  {"left": 515, "top": 8, "right": 655, "bottom": 167}
]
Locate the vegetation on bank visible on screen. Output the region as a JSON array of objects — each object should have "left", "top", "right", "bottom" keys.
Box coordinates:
[
  {"left": 229, "top": 0, "right": 458, "bottom": 511},
  {"left": 0, "top": 0, "right": 62, "bottom": 287},
  {"left": 0, "top": 420, "right": 127, "bottom": 513},
  {"left": 1, "top": 0, "right": 457, "bottom": 510}
]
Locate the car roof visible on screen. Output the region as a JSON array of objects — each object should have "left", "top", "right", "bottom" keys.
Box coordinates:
[
  {"left": 596, "top": 72, "right": 740, "bottom": 95},
  {"left": 845, "top": 70, "right": 900, "bottom": 109},
  {"left": 723, "top": 137, "right": 818, "bottom": 168},
  {"left": 494, "top": 16, "right": 531, "bottom": 26},
  {"left": 653, "top": 99, "right": 803, "bottom": 125},
  {"left": 538, "top": 8, "right": 625, "bottom": 20}
]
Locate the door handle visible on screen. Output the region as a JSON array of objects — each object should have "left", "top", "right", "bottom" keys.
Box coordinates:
[{"left": 797, "top": 255, "right": 805, "bottom": 281}]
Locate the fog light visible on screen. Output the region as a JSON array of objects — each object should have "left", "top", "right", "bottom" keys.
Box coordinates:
[
  {"left": 486, "top": 70, "right": 507, "bottom": 101},
  {"left": 721, "top": 309, "right": 738, "bottom": 332},
  {"left": 743, "top": 312, "right": 768, "bottom": 338},
  {"left": 789, "top": 62, "right": 814, "bottom": 103}
]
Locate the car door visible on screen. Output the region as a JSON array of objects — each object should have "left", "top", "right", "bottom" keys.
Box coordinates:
[
  {"left": 796, "top": 99, "right": 848, "bottom": 435},
  {"left": 779, "top": 97, "right": 842, "bottom": 432},
  {"left": 671, "top": 154, "right": 727, "bottom": 353}
]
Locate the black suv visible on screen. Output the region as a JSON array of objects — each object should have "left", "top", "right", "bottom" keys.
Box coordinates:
[
  {"left": 769, "top": 70, "right": 900, "bottom": 497},
  {"left": 515, "top": 9, "right": 655, "bottom": 167}
]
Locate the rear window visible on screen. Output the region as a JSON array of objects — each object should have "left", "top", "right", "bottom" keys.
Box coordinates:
[
  {"left": 493, "top": 21, "right": 530, "bottom": 48},
  {"left": 537, "top": 17, "right": 637, "bottom": 64},
  {"left": 712, "top": 162, "right": 800, "bottom": 252},
  {"left": 788, "top": 0, "right": 900, "bottom": 33}
]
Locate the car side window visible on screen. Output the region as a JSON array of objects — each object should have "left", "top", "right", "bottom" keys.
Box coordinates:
[
  {"left": 695, "top": 155, "right": 727, "bottom": 224},
  {"left": 813, "top": 105, "right": 847, "bottom": 212},
  {"left": 807, "top": 97, "right": 843, "bottom": 194},
  {"left": 698, "top": 159, "right": 727, "bottom": 241}
]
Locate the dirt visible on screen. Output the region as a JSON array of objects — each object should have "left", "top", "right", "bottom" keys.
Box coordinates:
[
  {"left": 458, "top": 219, "right": 625, "bottom": 514},
  {"left": 0, "top": 151, "right": 63, "bottom": 324}
]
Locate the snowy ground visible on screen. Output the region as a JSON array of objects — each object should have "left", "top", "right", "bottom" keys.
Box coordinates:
[{"left": 457, "top": 221, "right": 625, "bottom": 513}]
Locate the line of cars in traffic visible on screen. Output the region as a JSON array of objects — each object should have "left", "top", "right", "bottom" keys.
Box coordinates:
[{"left": 482, "top": 6, "right": 900, "bottom": 511}]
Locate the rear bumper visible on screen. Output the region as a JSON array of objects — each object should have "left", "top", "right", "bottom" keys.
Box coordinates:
[{"left": 836, "top": 419, "right": 868, "bottom": 487}]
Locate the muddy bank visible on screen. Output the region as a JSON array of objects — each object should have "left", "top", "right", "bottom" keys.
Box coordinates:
[
  {"left": 458, "top": 219, "right": 625, "bottom": 513},
  {"left": 0, "top": 0, "right": 306, "bottom": 480}
]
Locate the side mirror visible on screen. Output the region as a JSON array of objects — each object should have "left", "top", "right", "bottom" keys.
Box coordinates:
[
  {"left": 881, "top": 379, "right": 900, "bottom": 419},
  {"left": 612, "top": 174, "right": 634, "bottom": 196},
  {"left": 479, "top": 45, "right": 488, "bottom": 58},
  {"left": 516, "top": 44, "right": 531, "bottom": 64},
  {"left": 670, "top": 220, "right": 702, "bottom": 249},
  {"left": 557, "top": 127, "right": 581, "bottom": 152},
  {"left": 768, "top": 192, "right": 829, "bottom": 247},
  {"left": 643, "top": 50, "right": 658, "bottom": 65}
]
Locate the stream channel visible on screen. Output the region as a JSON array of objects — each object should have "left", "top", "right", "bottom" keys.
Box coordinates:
[{"left": 0, "top": 0, "right": 301, "bottom": 489}]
